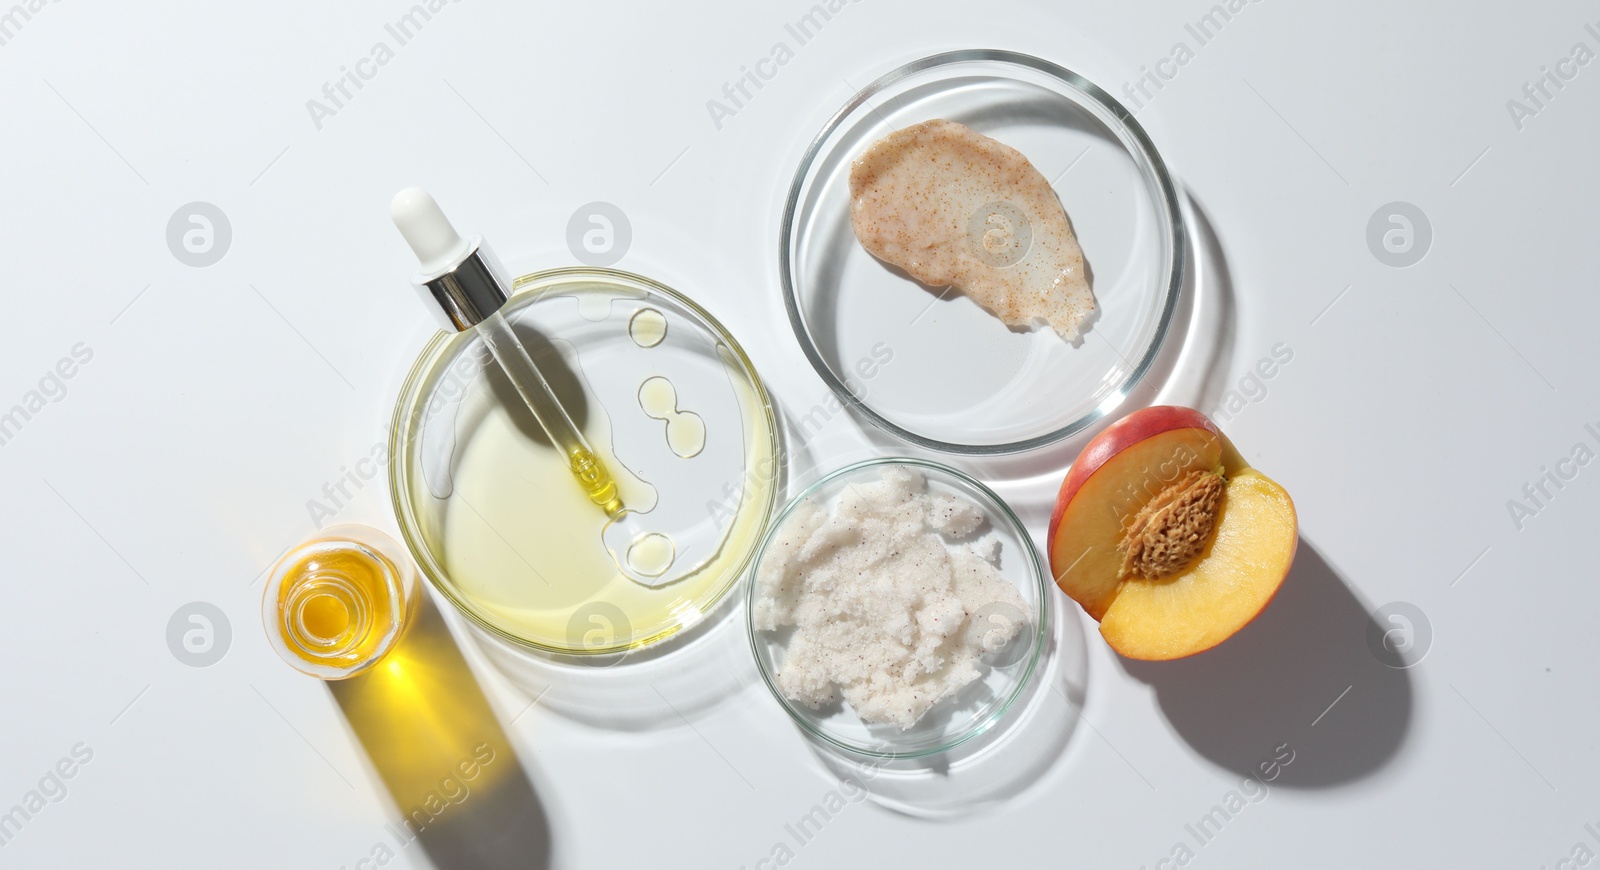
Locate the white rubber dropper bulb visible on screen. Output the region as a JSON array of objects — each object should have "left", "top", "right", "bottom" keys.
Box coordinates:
[{"left": 390, "top": 187, "right": 472, "bottom": 275}]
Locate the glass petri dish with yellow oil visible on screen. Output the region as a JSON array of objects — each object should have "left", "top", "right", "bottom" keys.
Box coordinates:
[{"left": 389, "top": 267, "right": 778, "bottom": 655}]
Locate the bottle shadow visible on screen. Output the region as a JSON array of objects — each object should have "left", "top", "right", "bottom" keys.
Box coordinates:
[
  {"left": 329, "top": 595, "right": 552, "bottom": 869},
  {"left": 1119, "top": 539, "right": 1413, "bottom": 787},
  {"left": 483, "top": 319, "right": 588, "bottom": 450}
]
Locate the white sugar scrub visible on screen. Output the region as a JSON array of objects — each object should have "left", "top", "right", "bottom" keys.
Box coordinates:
[{"left": 752, "top": 465, "right": 1031, "bottom": 730}]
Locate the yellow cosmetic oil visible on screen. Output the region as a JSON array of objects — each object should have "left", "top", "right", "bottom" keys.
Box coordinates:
[
  {"left": 566, "top": 443, "right": 623, "bottom": 517},
  {"left": 390, "top": 269, "right": 778, "bottom": 655},
  {"left": 638, "top": 375, "right": 707, "bottom": 459},
  {"left": 262, "top": 525, "right": 419, "bottom": 679},
  {"left": 628, "top": 307, "right": 668, "bottom": 348}
]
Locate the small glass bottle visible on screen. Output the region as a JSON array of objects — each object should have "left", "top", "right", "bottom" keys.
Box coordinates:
[{"left": 261, "top": 525, "right": 419, "bottom": 679}]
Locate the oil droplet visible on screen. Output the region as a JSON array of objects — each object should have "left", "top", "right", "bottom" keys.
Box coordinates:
[
  {"left": 666, "top": 412, "right": 704, "bottom": 459},
  {"left": 629, "top": 307, "right": 667, "bottom": 348},
  {"left": 639, "top": 376, "right": 706, "bottom": 458},
  {"left": 627, "top": 532, "right": 675, "bottom": 578},
  {"left": 638, "top": 376, "right": 674, "bottom": 416}
]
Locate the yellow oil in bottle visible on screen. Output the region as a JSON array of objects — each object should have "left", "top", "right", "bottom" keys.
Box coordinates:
[{"left": 266, "top": 530, "right": 416, "bottom": 677}]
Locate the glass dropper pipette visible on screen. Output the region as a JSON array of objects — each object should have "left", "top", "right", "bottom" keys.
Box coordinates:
[{"left": 390, "top": 188, "right": 623, "bottom": 518}]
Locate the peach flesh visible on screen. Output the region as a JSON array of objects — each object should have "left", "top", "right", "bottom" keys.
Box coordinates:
[
  {"left": 1051, "top": 426, "right": 1224, "bottom": 619},
  {"left": 1048, "top": 406, "right": 1297, "bottom": 660},
  {"left": 1100, "top": 470, "right": 1297, "bottom": 660}
]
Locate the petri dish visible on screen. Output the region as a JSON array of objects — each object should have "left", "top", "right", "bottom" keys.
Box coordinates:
[
  {"left": 747, "top": 458, "right": 1049, "bottom": 758},
  {"left": 390, "top": 267, "right": 778, "bottom": 655},
  {"left": 780, "top": 50, "right": 1186, "bottom": 454}
]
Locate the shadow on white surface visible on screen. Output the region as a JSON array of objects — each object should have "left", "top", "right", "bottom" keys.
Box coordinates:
[
  {"left": 1120, "top": 539, "right": 1413, "bottom": 787},
  {"left": 482, "top": 318, "right": 592, "bottom": 450},
  {"left": 330, "top": 596, "right": 552, "bottom": 869},
  {"left": 804, "top": 590, "right": 1091, "bottom": 819}
]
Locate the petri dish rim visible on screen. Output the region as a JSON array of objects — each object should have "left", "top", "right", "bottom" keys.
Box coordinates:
[
  {"left": 745, "top": 456, "right": 1050, "bottom": 759},
  {"left": 388, "top": 266, "right": 779, "bottom": 656},
  {"left": 778, "top": 49, "right": 1188, "bottom": 455}
]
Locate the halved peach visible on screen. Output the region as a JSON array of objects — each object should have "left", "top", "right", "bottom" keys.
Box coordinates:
[{"left": 1048, "top": 406, "right": 1296, "bottom": 660}]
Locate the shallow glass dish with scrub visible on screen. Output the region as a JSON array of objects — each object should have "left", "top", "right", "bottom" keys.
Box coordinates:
[
  {"left": 780, "top": 49, "right": 1186, "bottom": 454},
  {"left": 746, "top": 458, "right": 1048, "bottom": 758},
  {"left": 390, "top": 267, "right": 778, "bottom": 655}
]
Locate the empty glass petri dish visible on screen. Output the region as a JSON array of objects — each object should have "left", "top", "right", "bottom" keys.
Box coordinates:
[
  {"left": 389, "top": 267, "right": 778, "bottom": 655},
  {"left": 780, "top": 50, "right": 1186, "bottom": 454},
  {"left": 747, "top": 458, "right": 1048, "bottom": 757}
]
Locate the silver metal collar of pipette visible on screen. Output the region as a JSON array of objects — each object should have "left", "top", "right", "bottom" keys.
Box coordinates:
[{"left": 419, "top": 240, "right": 512, "bottom": 332}]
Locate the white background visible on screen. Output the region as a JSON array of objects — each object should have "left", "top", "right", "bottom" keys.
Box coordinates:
[{"left": 2, "top": 0, "right": 1597, "bottom": 867}]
